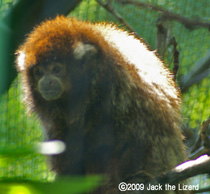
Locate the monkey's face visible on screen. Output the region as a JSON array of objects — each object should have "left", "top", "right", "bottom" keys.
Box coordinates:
[{"left": 31, "top": 62, "right": 68, "bottom": 101}]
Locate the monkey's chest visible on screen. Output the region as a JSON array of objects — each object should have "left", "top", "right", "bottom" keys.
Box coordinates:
[{"left": 46, "top": 118, "right": 117, "bottom": 174}]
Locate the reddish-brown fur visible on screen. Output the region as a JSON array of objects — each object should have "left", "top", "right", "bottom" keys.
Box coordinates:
[{"left": 17, "top": 16, "right": 188, "bottom": 193}]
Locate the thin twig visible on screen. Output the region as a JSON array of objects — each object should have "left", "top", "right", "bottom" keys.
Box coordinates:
[
  {"left": 117, "top": 0, "right": 210, "bottom": 30},
  {"left": 200, "top": 117, "right": 210, "bottom": 148},
  {"left": 190, "top": 135, "right": 202, "bottom": 155},
  {"left": 96, "top": 0, "right": 139, "bottom": 36},
  {"left": 189, "top": 117, "right": 210, "bottom": 159},
  {"left": 156, "top": 16, "right": 170, "bottom": 59},
  {"left": 169, "top": 37, "right": 179, "bottom": 81},
  {"left": 189, "top": 146, "right": 210, "bottom": 160}
]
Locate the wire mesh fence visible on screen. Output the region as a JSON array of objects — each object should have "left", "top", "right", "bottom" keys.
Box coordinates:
[{"left": 0, "top": 0, "right": 210, "bottom": 190}]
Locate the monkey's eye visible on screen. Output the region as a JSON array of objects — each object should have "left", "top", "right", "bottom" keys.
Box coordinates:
[
  {"left": 34, "top": 68, "right": 43, "bottom": 77},
  {"left": 52, "top": 66, "right": 61, "bottom": 74}
]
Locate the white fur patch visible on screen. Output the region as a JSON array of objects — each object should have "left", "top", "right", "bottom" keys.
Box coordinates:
[
  {"left": 73, "top": 42, "right": 97, "bottom": 60},
  {"left": 17, "top": 51, "right": 26, "bottom": 71}
]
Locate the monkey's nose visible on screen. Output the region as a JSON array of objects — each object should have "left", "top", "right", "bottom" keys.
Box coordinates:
[
  {"left": 40, "top": 77, "right": 60, "bottom": 90},
  {"left": 49, "top": 80, "right": 53, "bottom": 86},
  {"left": 47, "top": 79, "right": 57, "bottom": 87}
]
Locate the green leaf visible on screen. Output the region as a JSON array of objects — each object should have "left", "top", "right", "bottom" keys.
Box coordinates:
[{"left": 0, "top": 176, "right": 104, "bottom": 194}]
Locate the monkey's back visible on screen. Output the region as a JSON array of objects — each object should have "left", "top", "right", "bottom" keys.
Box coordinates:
[{"left": 93, "top": 19, "right": 186, "bottom": 173}]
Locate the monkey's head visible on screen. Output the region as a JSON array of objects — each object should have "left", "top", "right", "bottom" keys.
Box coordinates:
[{"left": 16, "top": 16, "right": 103, "bottom": 106}]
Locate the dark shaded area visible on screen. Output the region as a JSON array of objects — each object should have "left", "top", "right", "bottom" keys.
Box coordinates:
[{"left": 0, "top": 0, "right": 82, "bottom": 96}]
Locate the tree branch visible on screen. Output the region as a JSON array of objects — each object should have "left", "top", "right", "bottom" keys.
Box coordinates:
[
  {"left": 200, "top": 117, "right": 210, "bottom": 148},
  {"left": 147, "top": 155, "right": 210, "bottom": 189},
  {"left": 117, "top": 0, "right": 210, "bottom": 30},
  {"left": 96, "top": 0, "right": 138, "bottom": 36},
  {"left": 126, "top": 155, "right": 210, "bottom": 193},
  {"left": 169, "top": 37, "right": 179, "bottom": 81},
  {"left": 189, "top": 117, "right": 210, "bottom": 159},
  {"left": 189, "top": 146, "right": 210, "bottom": 160},
  {"left": 156, "top": 16, "right": 171, "bottom": 59},
  {"left": 180, "top": 51, "right": 210, "bottom": 92}
]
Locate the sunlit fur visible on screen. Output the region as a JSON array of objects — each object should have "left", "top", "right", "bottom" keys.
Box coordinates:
[{"left": 17, "top": 16, "right": 188, "bottom": 194}]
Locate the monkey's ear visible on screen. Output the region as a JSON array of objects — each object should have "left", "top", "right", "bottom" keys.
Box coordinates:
[
  {"left": 16, "top": 51, "right": 26, "bottom": 72},
  {"left": 73, "top": 42, "right": 98, "bottom": 61}
]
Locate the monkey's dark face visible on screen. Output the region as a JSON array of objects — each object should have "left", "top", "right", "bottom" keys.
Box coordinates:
[{"left": 31, "top": 62, "right": 68, "bottom": 101}]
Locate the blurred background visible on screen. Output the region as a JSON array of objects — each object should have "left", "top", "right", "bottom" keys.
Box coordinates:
[{"left": 0, "top": 0, "right": 210, "bottom": 193}]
